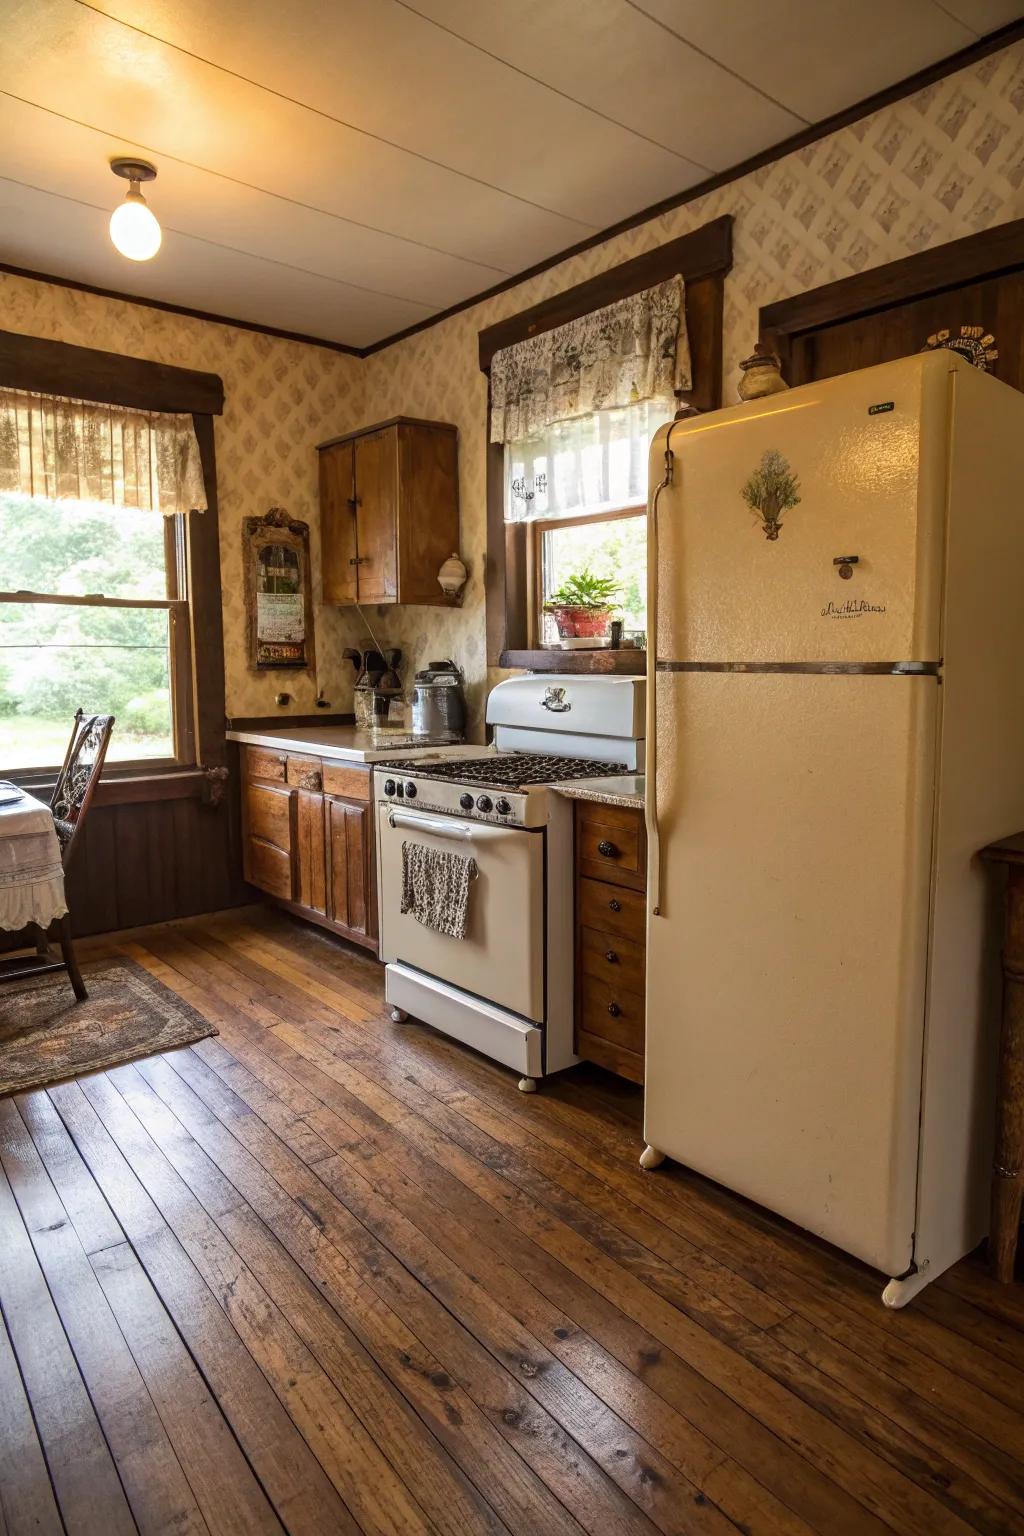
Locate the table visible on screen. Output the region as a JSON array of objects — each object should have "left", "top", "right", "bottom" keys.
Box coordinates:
[
  {"left": 981, "top": 833, "right": 1024, "bottom": 1281},
  {"left": 0, "top": 788, "right": 67, "bottom": 935}
]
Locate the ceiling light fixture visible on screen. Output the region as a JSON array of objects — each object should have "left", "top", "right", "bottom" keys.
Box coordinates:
[{"left": 109, "top": 158, "right": 162, "bottom": 261}]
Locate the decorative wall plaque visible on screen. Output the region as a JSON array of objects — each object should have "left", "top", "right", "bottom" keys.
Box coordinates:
[
  {"left": 922, "top": 325, "right": 998, "bottom": 371},
  {"left": 244, "top": 507, "right": 315, "bottom": 670}
]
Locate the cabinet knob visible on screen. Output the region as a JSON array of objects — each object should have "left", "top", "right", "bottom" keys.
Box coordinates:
[
  {"left": 605, "top": 950, "right": 618, "bottom": 963},
  {"left": 299, "top": 772, "right": 322, "bottom": 791},
  {"left": 597, "top": 839, "right": 618, "bottom": 858},
  {"left": 608, "top": 1002, "right": 621, "bottom": 1017},
  {"left": 608, "top": 899, "right": 621, "bottom": 912},
  {"left": 348, "top": 556, "right": 368, "bottom": 565}
]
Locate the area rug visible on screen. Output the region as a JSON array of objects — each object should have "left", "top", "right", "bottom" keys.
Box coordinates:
[{"left": 0, "top": 958, "right": 217, "bottom": 1096}]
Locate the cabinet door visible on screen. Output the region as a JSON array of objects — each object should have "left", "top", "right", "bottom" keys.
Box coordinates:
[
  {"left": 242, "top": 782, "right": 296, "bottom": 900},
  {"left": 327, "top": 798, "right": 375, "bottom": 940},
  {"left": 354, "top": 429, "right": 398, "bottom": 604},
  {"left": 395, "top": 423, "right": 460, "bottom": 605},
  {"left": 319, "top": 441, "right": 358, "bottom": 605},
  {"left": 296, "top": 791, "right": 327, "bottom": 914}
]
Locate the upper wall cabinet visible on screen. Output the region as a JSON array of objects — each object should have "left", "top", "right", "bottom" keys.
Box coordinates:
[{"left": 318, "top": 416, "right": 459, "bottom": 606}]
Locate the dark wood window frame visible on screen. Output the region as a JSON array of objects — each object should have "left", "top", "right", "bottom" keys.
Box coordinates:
[
  {"left": 759, "top": 217, "right": 1024, "bottom": 384},
  {"left": 0, "top": 328, "right": 226, "bottom": 805},
  {"left": 479, "top": 215, "right": 732, "bottom": 674}
]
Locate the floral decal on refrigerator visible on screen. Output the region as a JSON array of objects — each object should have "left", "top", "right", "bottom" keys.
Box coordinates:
[{"left": 741, "top": 449, "right": 801, "bottom": 541}]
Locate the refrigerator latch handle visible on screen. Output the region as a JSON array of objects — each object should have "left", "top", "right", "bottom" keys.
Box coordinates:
[{"left": 833, "top": 555, "right": 860, "bottom": 580}]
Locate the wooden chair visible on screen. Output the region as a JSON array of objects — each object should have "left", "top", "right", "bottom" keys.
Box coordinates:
[{"left": 1, "top": 710, "right": 113, "bottom": 1002}]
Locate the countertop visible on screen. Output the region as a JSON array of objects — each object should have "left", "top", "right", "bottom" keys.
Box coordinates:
[
  {"left": 226, "top": 724, "right": 471, "bottom": 764},
  {"left": 555, "top": 774, "right": 646, "bottom": 810}
]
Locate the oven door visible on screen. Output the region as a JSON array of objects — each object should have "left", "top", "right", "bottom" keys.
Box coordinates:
[{"left": 377, "top": 805, "right": 545, "bottom": 1023}]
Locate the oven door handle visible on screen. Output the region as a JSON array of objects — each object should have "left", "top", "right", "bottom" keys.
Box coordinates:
[{"left": 386, "top": 808, "right": 507, "bottom": 842}]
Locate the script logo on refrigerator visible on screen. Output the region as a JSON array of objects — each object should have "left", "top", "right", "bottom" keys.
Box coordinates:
[{"left": 821, "top": 599, "right": 887, "bottom": 618}]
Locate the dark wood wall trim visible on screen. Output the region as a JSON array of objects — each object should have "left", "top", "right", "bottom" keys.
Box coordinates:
[
  {"left": 477, "top": 217, "right": 732, "bottom": 371},
  {"left": 759, "top": 217, "right": 1024, "bottom": 378},
  {"left": 483, "top": 217, "right": 731, "bottom": 670},
  {"left": 189, "top": 414, "right": 228, "bottom": 768},
  {"left": 0, "top": 327, "right": 224, "bottom": 414}
]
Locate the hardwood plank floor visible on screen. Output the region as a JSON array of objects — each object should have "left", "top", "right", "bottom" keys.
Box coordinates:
[{"left": 2, "top": 905, "right": 1024, "bottom": 1535}]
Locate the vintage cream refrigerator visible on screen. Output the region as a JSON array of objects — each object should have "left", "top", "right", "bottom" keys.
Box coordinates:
[{"left": 641, "top": 351, "right": 1024, "bottom": 1306}]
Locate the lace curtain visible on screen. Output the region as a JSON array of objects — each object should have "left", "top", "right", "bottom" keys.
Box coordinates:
[
  {"left": 489, "top": 273, "right": 690, "bottom": 447},
  {"left": 505, "top": 398, "right": 673, "bottom": 524},
  {"left": 0, "top": 388, "right": 208, "bottom": 513}
]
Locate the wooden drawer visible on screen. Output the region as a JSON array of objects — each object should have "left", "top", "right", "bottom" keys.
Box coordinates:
[
  {"left": 576, "top": 1030, "right": 644, "bottom": 1086},
  {"left": 244, "top": 745, "right": 286, "bottom": 783},
  {"left": 286, "top": 755, "right": 323, "bottom": 791},
  {"left": 577, "top": 803, "right": 645, "bottom": 888},
  {"left": 245, "top": 836, "right": 294, "bottom": 901},
  {"left": 580, "top": 924, "right": 645, "bottom": 995},
  {"left": 578, "top": 876, "right": 646, "bottom": 945},
  {"left": 244, "top": 782, "right": 294, "bottom": 853},
  {"left": 322, "top": 761, "right": 371, "bottom": 801},
  {"left": 580, "top": 974, "right": 645, "bottom": 1056}
]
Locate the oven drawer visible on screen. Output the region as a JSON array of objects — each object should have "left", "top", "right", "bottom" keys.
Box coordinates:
[
  {"left": 377, "top": 804, "right": 545, "bottom": 1024},
  {"left": 578, "top": 876, "right": 646, "bottom": 944},
  {"left": 580, "top": 924, "right": 645, "bottom": 994}
]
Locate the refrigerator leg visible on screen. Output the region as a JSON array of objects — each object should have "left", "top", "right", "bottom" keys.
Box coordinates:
[
  {"left": 518, "top": 1076, "right": 538, "bottom": 1093},
  {"left": 390, "top": 1007, "right": 409, "bottom": 1023},
  {"left": 881, "top": 1263, "right": 930, "bottom": 1309},
  {"left": 640, "top": 1145, "right": 666, "bottom": 1171}
]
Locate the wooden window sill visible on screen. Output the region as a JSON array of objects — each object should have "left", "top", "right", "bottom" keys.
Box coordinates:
[
  {"left": 500, "top": 648, "right": 647, "bottom": 675},
  {"left": 8, "top": 765, "right": 225, "bottom": 807}
]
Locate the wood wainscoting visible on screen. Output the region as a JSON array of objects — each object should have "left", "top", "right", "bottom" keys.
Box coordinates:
[{"left": 3, "top": 904, "right": 1024, "bottom": 1536}]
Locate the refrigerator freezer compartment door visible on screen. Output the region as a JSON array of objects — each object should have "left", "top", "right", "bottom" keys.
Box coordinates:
[
  {"left": 644, "top": 670, "right": 938, "bottom": 1276},
  {"left": 653, "top": 352, "right": 953, "bottom": 666}
]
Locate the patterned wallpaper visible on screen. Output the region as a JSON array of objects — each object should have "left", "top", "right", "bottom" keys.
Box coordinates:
[
  {"left": 8, "top": 39, "right": 1024, "bottom": 736},
  {"left": 363, "top": 38, "right": 1024, "bottom": 739},
  {"left": 0, "top": 274, "right": 366, "bottom": 717}
]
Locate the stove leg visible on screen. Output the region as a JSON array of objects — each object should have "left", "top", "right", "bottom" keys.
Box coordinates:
[
  {"left": 640, "top": 1145, "right": 666, "bottom": 1171},
  {"left": 390, "top": 1007, "right": 409, "bottom": 1023},
  {"left": 518, "top": 1076, "right": 538, "bottom": 1093}
]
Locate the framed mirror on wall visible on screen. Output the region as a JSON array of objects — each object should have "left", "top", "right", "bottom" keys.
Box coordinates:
[{"left": 243, "top": 506, "right": 315, "bottom": 671}]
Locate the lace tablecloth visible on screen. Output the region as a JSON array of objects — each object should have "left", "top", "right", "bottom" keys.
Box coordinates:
[{"left": 0, "top": 789, "right": 67, "bottom": 932}]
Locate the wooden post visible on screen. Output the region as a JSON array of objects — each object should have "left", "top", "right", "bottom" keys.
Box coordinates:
[{"left": 982, "top": 835, "right": 1024, "bottom": 1282}]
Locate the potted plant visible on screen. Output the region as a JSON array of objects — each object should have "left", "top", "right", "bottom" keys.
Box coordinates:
[{"left": 544, "top": 567, "right": 620, "bottom": 642}]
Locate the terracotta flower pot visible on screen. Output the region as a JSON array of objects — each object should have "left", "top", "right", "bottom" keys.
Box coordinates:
[{"left": 549, "top": 605, "right": 613, "bottom": 640}]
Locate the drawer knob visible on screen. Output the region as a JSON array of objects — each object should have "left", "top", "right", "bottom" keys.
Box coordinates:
[
  {"left": 608, "top": 899, "right": 621, "bottom": 912},
  {"left": 608, "top": 1002, "right": 621, "bottom": 1017},
  {"left": 299, "top": 772, "right": 322, "bottom": 791},
  {"left": 597, "top": 839, "right": 618, "bottom": 858},
  {"left": 605, "top": 950, "right": 618, "bottom": 963}
]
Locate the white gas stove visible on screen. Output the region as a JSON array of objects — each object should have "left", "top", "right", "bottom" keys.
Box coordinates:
[{"left": 374, "top": 674, "right": 645, "bottom": 1091}]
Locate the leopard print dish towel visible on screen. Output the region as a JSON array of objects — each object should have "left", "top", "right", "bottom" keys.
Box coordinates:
[{"left": 400, "top": 840, "right": 478, "bottom": 940}]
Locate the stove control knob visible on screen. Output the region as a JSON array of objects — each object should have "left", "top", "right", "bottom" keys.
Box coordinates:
[
  {"left": 459, "top": 793, "right": 474, "bottom": 811},
  {"left": 404, "top": 781, "right": 417, "bottom": 799},
  {"left": 495, "top": 798, "right": 512, "bottom": 816},
  {"left": 476, "top": 794, "right": 493, "bottom": 813},
  {"left": 383, "top": 778, "right": 396, "bottom": 796}
]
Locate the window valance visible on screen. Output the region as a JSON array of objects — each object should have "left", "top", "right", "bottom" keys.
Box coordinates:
[
  {"left": 488, "top": 274, "right": 691, "bottom": 445},
  {"left": 0, "top": 388, "right": 207, "bottom": 514}
]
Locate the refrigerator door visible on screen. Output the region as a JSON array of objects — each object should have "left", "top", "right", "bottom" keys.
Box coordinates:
[
  {"left": 644, "top": 668, "right": 938, "bottom": 1276},
  {"left": 654, "top": 352, "right": 954, "bottom": 667}
]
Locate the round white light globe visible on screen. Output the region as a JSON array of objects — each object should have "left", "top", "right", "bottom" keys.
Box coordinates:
[{"left": 109, "top": 191, "right": 161, "bottom": 261}]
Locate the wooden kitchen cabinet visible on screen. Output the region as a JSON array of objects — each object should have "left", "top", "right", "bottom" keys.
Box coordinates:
[
  {"left": 241, "top": 746, "right": 377, "bottom": 952},
  {"left": 574, "top": 800, "right": 647, "bottom": 1084},
  {"left": 317, "top": 416, "right": 459, "bottom": 607}
]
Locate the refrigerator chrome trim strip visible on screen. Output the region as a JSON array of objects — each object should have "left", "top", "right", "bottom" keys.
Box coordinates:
[{"left": 655, "top": 660, "right": 942, "bottom": 676}]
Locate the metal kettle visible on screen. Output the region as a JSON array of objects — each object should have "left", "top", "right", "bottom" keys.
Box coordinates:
[{"left": 410, "top": 659, "right": 466, "bottom": 740}]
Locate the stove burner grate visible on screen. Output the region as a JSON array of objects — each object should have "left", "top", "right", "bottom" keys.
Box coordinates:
[{"left": 383, "top": 752, "right": 626, "bottom": 789}]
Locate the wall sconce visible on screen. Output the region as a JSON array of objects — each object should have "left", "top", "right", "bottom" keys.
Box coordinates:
[
  {"left": 109, "top": 158, "right": 162, "bottom": 261},
  {"left": 437, "top": 552, "right": 468, "bottom": 605}
]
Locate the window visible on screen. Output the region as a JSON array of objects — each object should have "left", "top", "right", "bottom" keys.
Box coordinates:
[
  {"left": 0, "top": 493, "right": 194, "bottom": 773},
  {"left": 505, "top": 398, "right": 668, "bottom": 648}
]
